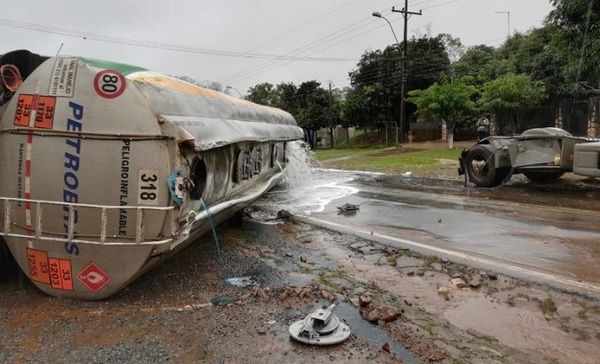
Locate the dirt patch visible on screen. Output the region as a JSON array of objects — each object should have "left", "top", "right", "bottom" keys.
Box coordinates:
[{"left": 2, "top": 218, "right": 599, "bottom": 363}]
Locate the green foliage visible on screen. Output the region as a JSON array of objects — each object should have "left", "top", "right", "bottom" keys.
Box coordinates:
[
  {"left": 439, "top": 33, "right": 465, "bottom": 64},
  {"left": 313, "top": 147, "right": 381, "bottom": 161},
  {"left": 348, "top": 35, "right": 453, "bottom": 130},
  {"left": 406, "top": 34, "right": 452, "bottom": 91},
  {"left": 247, "top": 82, "right": 278, "bottom": 106},
  {"left": 407, "top": 76, "right": 478, "bottom": 132},
  {"left": 548, "top": 0, "right": 600, "bottom": 92},
  {"left": 482, "top": 1, "right": 600, "bottom": 96},
  {"left": 295, "top": 80, "right": 332, "bottom": 129},
  {"left": 480, "top": 73, "right": 545, "bottom": 132},
  {"left": 508, "top": 26, "right": 570, "bottom": 95},
  {"left": 275, "top": 82, "right": 299, "bottom": 115},
  {"left": 246, "top": 80, "right": 342, "bottom": 130},
  {"left": 481, "top": 74, "right": 545, "bottom": 111},
  {"left": 454, "top": 45, "right": 514, "bottom": 87},
  {"left": 342, "top": 85, "right": 381, "bottom": 130}
]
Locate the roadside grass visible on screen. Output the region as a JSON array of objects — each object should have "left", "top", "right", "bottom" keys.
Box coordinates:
[
  {"left": 313, "top": 147, "right": 382, "bottom": 161},
  {"left": 313, "top": 146, "right": 464, "bottom": 175}
]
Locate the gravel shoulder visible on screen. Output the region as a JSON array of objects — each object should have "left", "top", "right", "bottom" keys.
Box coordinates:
[{"left": 2, "top": 216, "right": 600, "bottom": 364}]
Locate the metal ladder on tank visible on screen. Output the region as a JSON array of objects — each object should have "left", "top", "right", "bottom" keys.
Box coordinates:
[{"left": 0, "top": 197, "right": 176, "bottom": 246}]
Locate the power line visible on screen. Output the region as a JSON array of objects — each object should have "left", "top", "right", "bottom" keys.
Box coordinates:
[
  {"left": 221, "top": 0, "right": 463, "bottom": 91},
  {"left": 218, "top": 17, "right": 378, "bottom": 84},
  {"left": 201, "top": 0, "right": 364, "bottom": 74},
  {"left": 0, "top": 18, "right": 357, "bottom": 62},
  {"left": 220, "top": 3, "right": 450, "bottom": 85},
  {"left": 0, "top": 1, "right": 465, "bottom": 91}
]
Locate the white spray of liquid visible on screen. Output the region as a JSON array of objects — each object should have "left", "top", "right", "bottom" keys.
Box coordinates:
[{"left": 258, "top": 141, "right": 359, "bottom": 216}]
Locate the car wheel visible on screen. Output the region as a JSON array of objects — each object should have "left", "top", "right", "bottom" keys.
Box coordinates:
[{"left": 464, "top": 144, "right": 501, "bottom": 187}]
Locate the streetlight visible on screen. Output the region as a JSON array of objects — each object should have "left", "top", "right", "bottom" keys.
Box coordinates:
[
  {"left": 372, "top": 12, "right": 400, "bottom": 45},
  {"left": 372, "top": 11, "right": 401, "bottom": 146},
  {"left": 225, "top": 86, "right": 243, "bottom": 98}
]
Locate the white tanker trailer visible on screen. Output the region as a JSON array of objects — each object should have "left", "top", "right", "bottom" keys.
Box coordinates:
[{"left": 0, "top": 50, "right": 303, "bottom": 299}]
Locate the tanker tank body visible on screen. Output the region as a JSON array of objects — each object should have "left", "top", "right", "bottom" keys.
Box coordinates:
[{"left": 0, "top": 50, "right": 303, "bottom": 299}]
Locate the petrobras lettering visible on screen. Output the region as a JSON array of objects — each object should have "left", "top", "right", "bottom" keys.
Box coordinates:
[{"left": 63, "top": 101, "right": 83, "bottom": 256}]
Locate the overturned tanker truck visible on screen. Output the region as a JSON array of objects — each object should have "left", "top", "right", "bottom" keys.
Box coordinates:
[
  {"left": 459, "top": 127, "right": 600, "bottom": 187},
  {"left": 0, "top": 49, "right": 303, "bottom": 299}
]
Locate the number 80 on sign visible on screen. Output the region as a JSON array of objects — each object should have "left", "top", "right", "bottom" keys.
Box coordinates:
[{"left": 93, "top": 70, "right": 126, "bottom": 99}]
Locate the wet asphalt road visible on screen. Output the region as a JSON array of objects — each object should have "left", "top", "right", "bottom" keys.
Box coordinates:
[{"left": 263, "top": 170, "right": 600, "bottom": 298}]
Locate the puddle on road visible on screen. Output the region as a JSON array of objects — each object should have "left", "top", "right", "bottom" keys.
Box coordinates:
[
  {"left": 298, "top": 299, "right": 418, "bottom": 364},
  {"left": 227, "top": 217, "right": 417, "bottom": 362}
]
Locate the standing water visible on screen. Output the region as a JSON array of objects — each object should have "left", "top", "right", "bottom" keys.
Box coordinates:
[{"left": 251, "top": 143, "right": 418, "bottom": 363}]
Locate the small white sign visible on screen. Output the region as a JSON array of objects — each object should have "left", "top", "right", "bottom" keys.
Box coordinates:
[{"left": 49, "top": 58, "right": 78, "bottom": 97}]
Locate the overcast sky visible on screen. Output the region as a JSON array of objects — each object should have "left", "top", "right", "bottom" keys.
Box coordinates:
[{"left": 1, "top": 0, "right": 554, "bottom": 95}]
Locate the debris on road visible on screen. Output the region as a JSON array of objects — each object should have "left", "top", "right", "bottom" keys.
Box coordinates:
[
  {"left": 289, "top": 304, "right": 351, "bottom": 346},
  {"left": 337, "top": 203, "right": 360, "bottom": 214}
]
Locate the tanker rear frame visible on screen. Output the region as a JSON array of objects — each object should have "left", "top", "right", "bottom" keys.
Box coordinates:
[{"left": 459, "top": 127, "right": 600, "bottom": 187}]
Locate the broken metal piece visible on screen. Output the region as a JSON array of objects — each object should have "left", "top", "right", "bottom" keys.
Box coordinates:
[
  {"left": 289, "top": 304, "right": 351, "bottom": 345},
  {"left": 276, "top": 209, "right": 293, "bottom": 220},
  {"left": 337, "top": 203, "right": 359, "bottom": 213}
]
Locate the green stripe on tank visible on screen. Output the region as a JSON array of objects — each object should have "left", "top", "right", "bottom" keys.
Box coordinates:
[{"left": 80, "top": 57, "right": 147, "bottom": 75}]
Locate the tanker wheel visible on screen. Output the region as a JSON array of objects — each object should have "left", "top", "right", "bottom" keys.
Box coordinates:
[
  {"left": 463, "top": 145, "right": 504, "bottom": 187},
  {"left": 523, "top": 170, "right": 565, "bottom": 183}
]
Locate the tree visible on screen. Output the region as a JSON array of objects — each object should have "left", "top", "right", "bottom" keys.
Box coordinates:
[
  {"left": 479, "top": 73, "right": 546, "bottom": 134},
  {"left": 348, "top": 47, "right": 397, "bottom": 131},
  {"left": 245, "top": 81, "right": 344, "bottom": 148},
  {"left": 247, "top": 82, "right": 278, "bottom": 106},
  {"left": 453, "top": 45, "right": 514, "bottom": 88},
  {"left": 440, "top": 34, "right": 465, "bottom": 66},
  {"left": 406, "top": 34, "right": 452, "bottom": 92},
  {"left": 508, "top": 25, "right": 570, "bottom": 97},
  {"left": 407, "top": 76, "right": 478, "bottom": 148},
  {"left": 348, "top": 35, "right": 452, "bottom": 137},
  {"left": 342, "top": 85, "right": 382, "bottom": 147},
  {"left": 548, "top": 0, "right": 600, "bottom": 90},
  {"left": 295, "top": 81, "right": 331, "bottom": 129},
  {"left": 274, "top": 82, "right": 298, "bottom": 115}
]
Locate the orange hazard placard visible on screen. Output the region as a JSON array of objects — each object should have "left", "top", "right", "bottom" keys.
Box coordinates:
[
  {"left": 13, "top": 94, "right": 56, "bottom": 129},
  {"left": 49, "top": 258, "right": 74, "bottom": 291},
  {"left": 26, "top": 248, "right": 50, "bottom": 284},
  {"left": 13, "top": 94, "right": 32, "bottom": 126}
]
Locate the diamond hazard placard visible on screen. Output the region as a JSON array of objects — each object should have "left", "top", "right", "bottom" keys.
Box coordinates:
[{"left": 78, "top": 263, "right": 111, "bottom": 292}]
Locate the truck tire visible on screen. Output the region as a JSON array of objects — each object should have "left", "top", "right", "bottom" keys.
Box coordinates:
[
  {"left": 523, "top": 170, "right": 565, "bottom": 183},
  {"left": 464, "top": 145, "right": 501, "bottom": 187}
]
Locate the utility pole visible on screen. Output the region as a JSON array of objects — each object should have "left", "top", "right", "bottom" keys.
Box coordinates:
[
  {"left": 392, "top": 1, "right": 421, "bottom": 143},
  {"left": 329, "top": 82, "right": 334, "bottom": 149}
]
